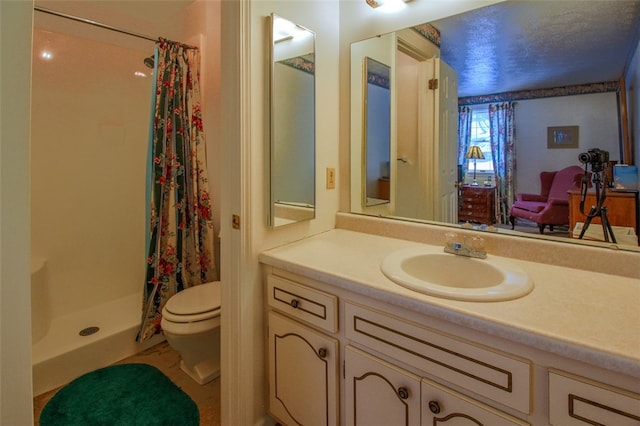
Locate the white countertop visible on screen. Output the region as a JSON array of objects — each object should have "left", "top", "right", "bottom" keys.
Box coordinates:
[{"left": 259, "top": 228, "right": 640, "bottom": 378}]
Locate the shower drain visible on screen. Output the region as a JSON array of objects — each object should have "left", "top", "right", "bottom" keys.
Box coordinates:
[{"left": 79, "top": 326, "right": 100, "bottom": 336}]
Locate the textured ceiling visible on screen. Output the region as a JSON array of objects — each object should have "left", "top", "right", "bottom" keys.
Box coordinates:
[{"left": 431, "top": 1, "right": 640, "bottom": 97}]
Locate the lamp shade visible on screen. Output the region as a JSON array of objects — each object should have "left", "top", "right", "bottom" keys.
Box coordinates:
[{"left": 465, "top": 145, "right": 485, "bottom": 160}]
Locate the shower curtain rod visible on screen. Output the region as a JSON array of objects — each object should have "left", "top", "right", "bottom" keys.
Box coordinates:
[{"left": 34, "top": 6, "right": 197, "bottom": 49}]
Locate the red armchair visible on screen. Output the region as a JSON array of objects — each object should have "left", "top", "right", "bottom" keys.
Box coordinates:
[{"left": 509, "top": 165, "right": 587, "bottom": 234}]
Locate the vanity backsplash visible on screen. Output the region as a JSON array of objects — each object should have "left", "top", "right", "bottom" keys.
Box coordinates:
[{"left": 335, "top": 212, "right": 640, "bottom": 279}]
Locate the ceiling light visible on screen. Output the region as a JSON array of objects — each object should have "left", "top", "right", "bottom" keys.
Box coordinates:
[
  {"left": 40, "top": 50, "right": 53, "bottom": 60},
  {"left": 366, "top": 0, "right": 412, "bottom": 11},
  {"left": 273, "top": 16, "right": 310, "bottom": 44}
]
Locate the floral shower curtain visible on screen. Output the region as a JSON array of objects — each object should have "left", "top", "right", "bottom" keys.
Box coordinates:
[
  {"left": 488, "top": 102, "right": 517, "bottom": 224},
  {"left": 457, "top": 106, "right": 473, "bottom": 183},
  {"left": 137, "top": 39, "right": 215, "bottom": 342}
]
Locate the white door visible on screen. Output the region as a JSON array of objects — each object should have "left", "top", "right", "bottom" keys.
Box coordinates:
[
  {"left": 395, "top": 50, "right": 422, "bottom": 219},
  {"left": 420, "top": 58, "right": 459, "bottom": 223},
  {"left": 436, "top": 58, "right": 459, "bottom": 223}
]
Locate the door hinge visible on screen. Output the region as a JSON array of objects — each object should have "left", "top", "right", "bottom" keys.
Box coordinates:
[
  {"left": 343, "top": 360, "right": 346, "bottom": 379},
  {"left": 232, "top": 214, "right": 240, "bottom": 230},
  {"left": 428, "top": 78, "right": 439, "bottom": 90}
]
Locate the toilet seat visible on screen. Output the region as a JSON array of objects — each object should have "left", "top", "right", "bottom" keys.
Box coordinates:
[{"left": 162, "top": 281, "right": 221, "bottom": 323}]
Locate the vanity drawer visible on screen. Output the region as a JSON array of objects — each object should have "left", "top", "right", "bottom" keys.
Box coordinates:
[
  {"left": 549, "top": 369, "right": 640, "bottom": 425},
  {"left": 345, "top": 302, "right": 531, "bottom": 413},
  {"left": 268, "top": 275, "right": 338, "bottom": 333}
]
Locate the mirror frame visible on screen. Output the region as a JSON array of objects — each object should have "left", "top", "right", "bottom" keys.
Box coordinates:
[{"left": 268, "top": 13, "right": 316, "bottom": 228}]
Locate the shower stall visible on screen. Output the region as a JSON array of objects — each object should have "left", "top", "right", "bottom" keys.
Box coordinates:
[{"left": 30, "top": 8, "right": 162, "bottom": 395}]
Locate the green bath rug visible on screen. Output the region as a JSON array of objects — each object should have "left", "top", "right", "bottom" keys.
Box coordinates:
[{"left": 40, "top": 363, "right": 199, "bottom": 426}]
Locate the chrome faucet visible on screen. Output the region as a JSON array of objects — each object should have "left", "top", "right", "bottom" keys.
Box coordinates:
[{"left": 444, "top": 233, "right": 487, "bottom": 259}]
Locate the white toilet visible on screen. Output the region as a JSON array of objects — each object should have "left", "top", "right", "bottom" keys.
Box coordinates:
[{"left": 161, "top": 281, "right": 221, "bottom": 385}]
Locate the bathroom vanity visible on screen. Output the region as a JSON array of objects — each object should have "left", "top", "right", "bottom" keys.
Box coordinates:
[{"left": 260, "top": 228, "right": 640, "bottom": 425}]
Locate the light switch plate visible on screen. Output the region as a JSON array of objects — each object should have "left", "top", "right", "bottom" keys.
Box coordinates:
[{"left": 326, "top": 167, "right": 336, "bottom": 189}]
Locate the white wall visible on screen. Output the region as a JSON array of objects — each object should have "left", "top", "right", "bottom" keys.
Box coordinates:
[
  {"left": 250, "top": 1, "right": 342, "bottom": 250},
  {"left": 219, "top": 1, "right": 341, "bottom": 424},
  {"left": 31, "top": 28, "right": 152, "bottom": 316},
  {"left": 1, "top": 2, "right": 34, "bottom": 424},
  {"left": 1, "top": 1, "right": 220, "bottom": 422},
  {"left": 514, "top": 92, "right": 620, "bottom": 195},
  {"left": 29, "top": 0, "right": 220, "bottom": 317}
]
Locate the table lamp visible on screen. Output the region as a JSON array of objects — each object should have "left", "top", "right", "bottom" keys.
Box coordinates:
[{"left": 465, "top": 145, "right": 485, "bottom": 186}]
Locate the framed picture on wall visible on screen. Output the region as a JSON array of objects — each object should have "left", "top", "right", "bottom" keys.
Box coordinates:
[{"left": 547, "top": 126, "right": 579, "bottom": 149}]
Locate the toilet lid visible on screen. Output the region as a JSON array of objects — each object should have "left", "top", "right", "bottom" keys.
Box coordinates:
[{"left": 164, "top": 281, "right": 221, "bottom": 317}]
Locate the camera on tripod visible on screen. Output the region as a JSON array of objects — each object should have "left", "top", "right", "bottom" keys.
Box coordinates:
[
  {"left": 578, "top": 148, "right": 609, "bottom": 172},
  {"left": 577, "top": 147, "right": 616, "bottom": 243}
]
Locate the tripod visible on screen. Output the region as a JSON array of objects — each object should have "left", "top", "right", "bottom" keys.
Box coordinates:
[{"left": 578, "top": 169, "right": 617, "bottom": 243}]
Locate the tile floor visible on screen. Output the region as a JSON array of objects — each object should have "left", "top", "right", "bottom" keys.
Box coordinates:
[{"left": 33, "top": 341, "right": 221, "bottom": 426}]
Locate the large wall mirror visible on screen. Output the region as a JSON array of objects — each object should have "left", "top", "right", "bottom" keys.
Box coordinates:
[
  {"left": 269, "top": 14, "right": 316, "bottom": 227},
  {"left": 350, "top": 1, "right": 640, "bottom": 252}
]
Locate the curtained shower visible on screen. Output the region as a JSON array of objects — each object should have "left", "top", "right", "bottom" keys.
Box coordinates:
[{"left": 137, "top": 39, "right": 216, "bottom": 342}]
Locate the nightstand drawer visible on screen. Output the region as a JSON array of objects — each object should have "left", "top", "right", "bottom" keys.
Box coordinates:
[
  {"left": 463, "top": 194, "right": 488, "bottom": 202},
  {"left": 268, "top": 274, "right": 338, "bottom": 333},
  {"left": 549, "top": 369, "right": 640, "bottom": 425},
  {"left": 461, "top": 205, "right": 488, "bottom": 214}
]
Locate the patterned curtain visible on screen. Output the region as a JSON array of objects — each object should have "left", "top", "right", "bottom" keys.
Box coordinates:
[
  {"left": 488, "top": 102, "right": 517, "bottom": 224},
  {"left": 137, "top": 39, "right": 215, "bottom": 342},
  {"left": 457, "top": 106, "right": 473, "bottom": 183}
]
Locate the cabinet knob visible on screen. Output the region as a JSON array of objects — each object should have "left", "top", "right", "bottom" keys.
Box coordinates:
[
  {"left": 290, "top": 299, "right": 299, "bottom": 309},
  {"left": 397, "top": 387, "right": 409, "bottom": 400},
  {"left": 317, "top": 348, "right": 327, "bottom": 358},
  {"left": 428, "top": 400, "right": 441, "bottom": 414}
]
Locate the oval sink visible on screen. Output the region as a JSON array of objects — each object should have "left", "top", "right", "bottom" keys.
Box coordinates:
[{"left": 380, "top": 247, "right": 533, "bottom": 302}]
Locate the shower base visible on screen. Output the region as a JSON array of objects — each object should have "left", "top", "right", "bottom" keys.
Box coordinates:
[{"left": 32, "top": 292, "right": 164, "bottom": 396}]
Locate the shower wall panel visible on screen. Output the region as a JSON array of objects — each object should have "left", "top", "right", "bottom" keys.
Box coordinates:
[{"left": 31, "top": 26, "right": 152, "bottom": 318}]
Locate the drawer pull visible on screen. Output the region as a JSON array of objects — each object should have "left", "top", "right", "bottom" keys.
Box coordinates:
[
  {"left": 318, "top": 348, "right": 327, "bottom": 358},
  {"left": 290, "top": 299, "right": 299, "bottom": 309},
  {"left": 428, "top": 400, "right": 441, "bottom": 414},
  {"left": 398, "top": 387, "right": 409, "bottom": 400}
]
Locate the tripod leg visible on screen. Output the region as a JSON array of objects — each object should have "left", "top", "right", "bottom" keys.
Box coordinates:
[
  {"left": 578, "top": 207, "right": 597, "bottom": 239},
  {"left": 601, "top": 209, "right": 617, "bottom": 244}
]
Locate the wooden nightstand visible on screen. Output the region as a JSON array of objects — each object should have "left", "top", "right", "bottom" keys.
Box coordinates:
[{"left": 459, "top": 185, "right": 496, "bottom": 224}]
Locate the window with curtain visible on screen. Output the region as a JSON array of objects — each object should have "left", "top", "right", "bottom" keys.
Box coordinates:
[{"left": 467, "top": 109, "right": 494, "bottom": 173}]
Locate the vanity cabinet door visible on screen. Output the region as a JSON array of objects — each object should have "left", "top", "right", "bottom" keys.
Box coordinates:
[
  {"left": 268, "top": 311, "right": 339, "bottom": 426},
  {"left": 421, "top": 378, "right": 530, "bottom": 426},
  {"left": 345, "top": 345, "right": 421, "bottom": 426}
]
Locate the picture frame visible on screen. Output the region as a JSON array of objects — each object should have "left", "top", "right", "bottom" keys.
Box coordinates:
[{"left": 547, "top": 126, "right": 579, "bottom": 149}]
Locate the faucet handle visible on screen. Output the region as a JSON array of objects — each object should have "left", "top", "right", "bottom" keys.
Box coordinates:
[
  {"left": 445, "top": 232, "right": 458, "bottom": 249},
  {"left": 470, "top": 236, "right": 485, "bottom": 252}
]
